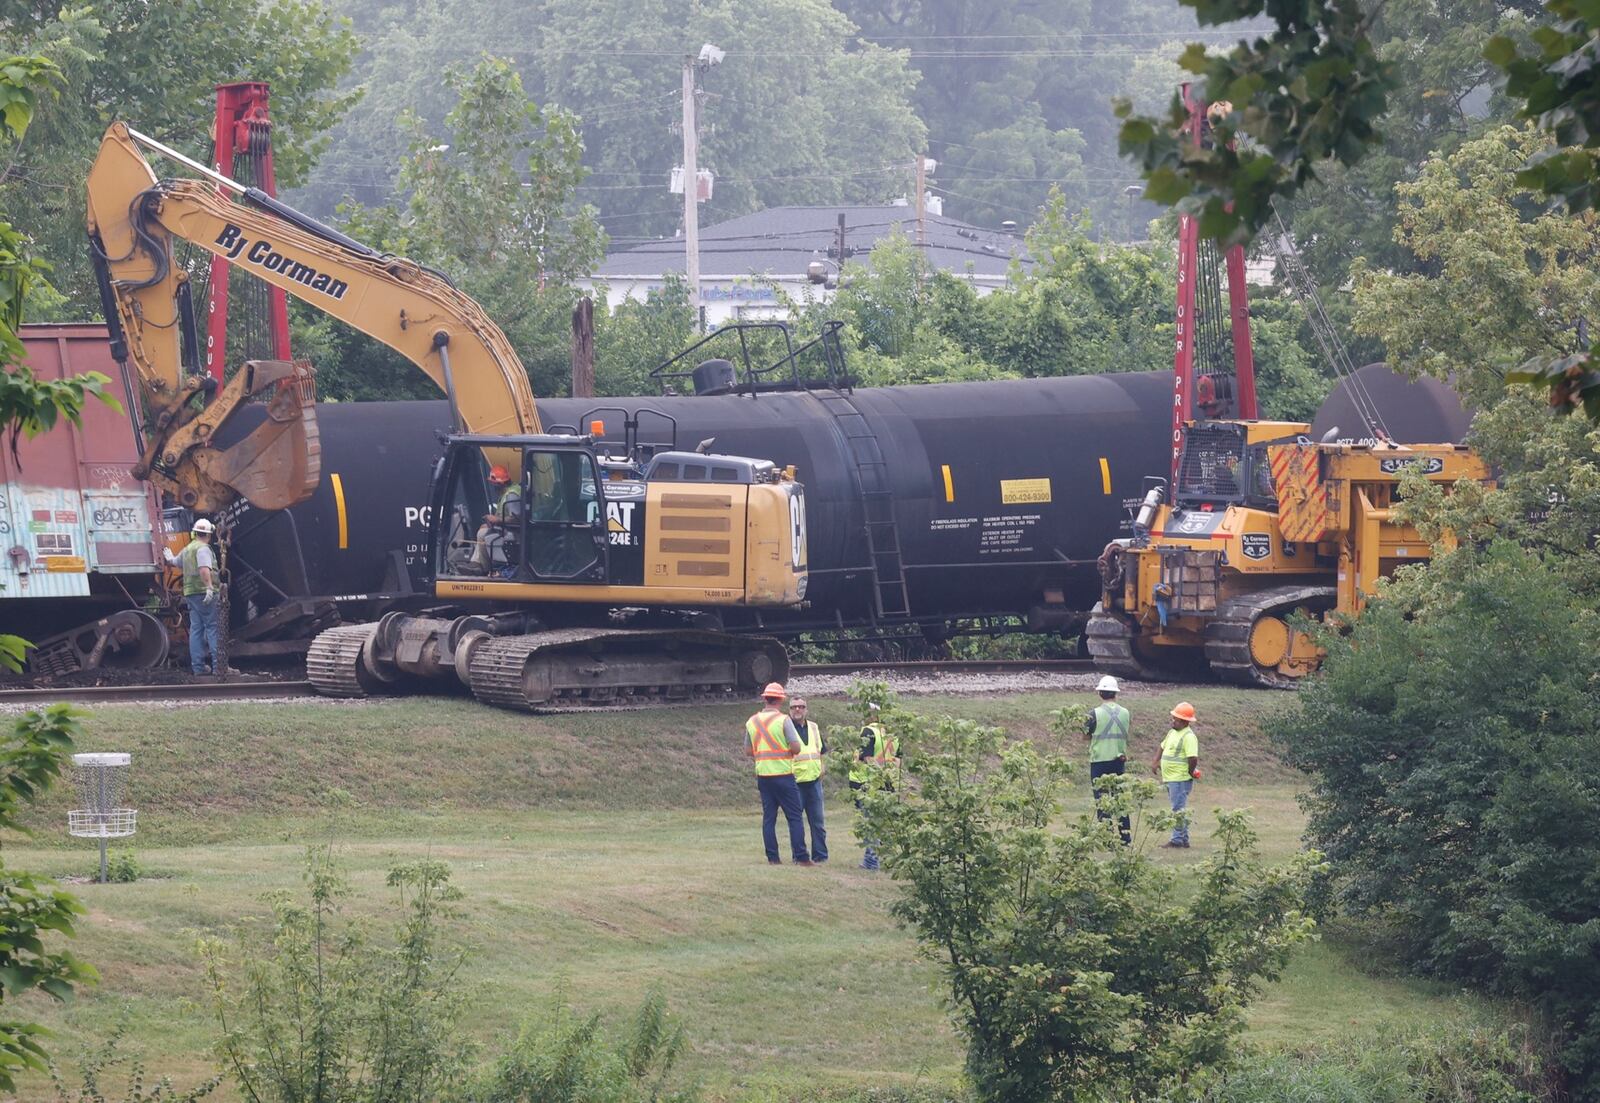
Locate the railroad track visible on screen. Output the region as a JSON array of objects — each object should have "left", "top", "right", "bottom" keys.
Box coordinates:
[
  {"left": 0, "top": 679, "right": 318, "bottom": 706},
  {"left": 791, "top": 658, "right": 1094, "bottom": 676},
  {"left": 0, "top": 658, "right": 1094, "bottom": 707}
]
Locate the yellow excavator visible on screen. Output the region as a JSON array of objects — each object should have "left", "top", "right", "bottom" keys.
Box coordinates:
[{"left": 87, "top": 122, "right": 806, "bottom": 709}]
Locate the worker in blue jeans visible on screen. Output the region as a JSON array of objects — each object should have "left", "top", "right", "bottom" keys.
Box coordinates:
[
  {"left": 172, "top": 518, "right": 225, "bottom": 675},
  {"left": 1152, "top": 701, "right": 1200, "bottom": 848},
  {"left": 746, "top": 682, "right": 813, "bottom": 866},
  {"left": 789, "top": 697, "right": 828, "bottom": 862}
]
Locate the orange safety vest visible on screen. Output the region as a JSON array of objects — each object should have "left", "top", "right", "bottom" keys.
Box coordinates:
[{"left": 746, "top": 708, "right": 795, "bottom": 777}]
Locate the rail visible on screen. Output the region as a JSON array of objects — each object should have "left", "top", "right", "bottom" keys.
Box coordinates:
[{"left": 0, "top": 659, "right": 1095, "bottom": 707}]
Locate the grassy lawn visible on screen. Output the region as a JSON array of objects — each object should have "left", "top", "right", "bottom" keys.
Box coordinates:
[{"left": 4, "top": 689, "right": 1492, "bottom": 1100}]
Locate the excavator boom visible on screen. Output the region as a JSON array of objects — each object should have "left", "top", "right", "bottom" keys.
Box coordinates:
[{"left": 86, "top": 122, "right": 541, "bottom": 510}]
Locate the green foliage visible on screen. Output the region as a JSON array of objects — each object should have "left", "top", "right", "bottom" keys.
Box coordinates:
[
  {"left": 1196, "top": 1023, "right": 1546, "bottom": 1102},
  {"left": 1270, "top": 539, "right": 1600, "bottom": 1096},
  {"left": 200, "top": 848, "right": 473, "bottom": 1103},
  {"left": 594, "top": 276, "right": 696, "bottom": 397},
  {"left": 48, "top": 1015, "right": 221, "bottom": 1102},
  {"left": 456, "top": 991, "right": 694, "bottom": 1103},
  {"left": 1117, "top": 1, "right": 1395, "bottom": 245},
  {"left": 0, "top": 53, "right": 60, "bottom": 140},
  {"left": 1350, "top": 124, "right": 1600, "bottom": 409},
  {"left": 97, "top": 850, "right": 142, "bottom": 885},
  {"left": 858, "top": 706, "right": 1321, "bottom": 1101},
  {"left": 0, "top": 0, "right": 358, "bottom": 315},
  {"left": 0, "top": 705, "right": 95, "bottom": 1092},
  {"left": 326, "top": 56, "right": 603, "bottom": 401},
  {"left": 304, "top": 0, "right": 924, "bottom": 238}
]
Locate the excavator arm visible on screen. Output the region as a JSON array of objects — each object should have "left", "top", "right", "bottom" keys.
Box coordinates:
[{"left": 86, "top": 122, "right": 541, "bottom": 511}]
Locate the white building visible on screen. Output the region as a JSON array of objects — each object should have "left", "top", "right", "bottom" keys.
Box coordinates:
[{"left": 582, "top": 203, "right": 1030, "bottom": 328}]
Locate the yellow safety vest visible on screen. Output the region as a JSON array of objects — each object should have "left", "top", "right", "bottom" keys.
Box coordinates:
[
  {"left": 1160, "top": 727, "right": 1198, "bottom": 782},
  {"left": 792, "top": 720, "right": 824, "bottom": 783},
  {"left": 848, "top": 722, "right": 896, "bottom": 785},
  {"left": 746, "top": 709, "right": 795, "bottom": 777},
  {"left": 1089, "top": 703, "right": 1130, "bottom": 763}
]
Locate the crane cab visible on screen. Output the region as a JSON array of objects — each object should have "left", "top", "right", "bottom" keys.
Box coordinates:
[{"left": 428, "top": 434, "right": 807, "bottom": 610}]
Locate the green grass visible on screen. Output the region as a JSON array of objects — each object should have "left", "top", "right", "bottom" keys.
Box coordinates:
[{"left": 6, "top": 690, "right": 1497, "bottom": 1101}]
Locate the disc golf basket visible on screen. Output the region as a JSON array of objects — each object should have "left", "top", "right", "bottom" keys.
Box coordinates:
[{"left": 67, "top": 753, "right": 137, "bottom": 883}]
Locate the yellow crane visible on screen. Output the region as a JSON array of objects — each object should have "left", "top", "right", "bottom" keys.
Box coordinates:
[{"left": 87, "top": 122, "right": 807, "bottom": 709}]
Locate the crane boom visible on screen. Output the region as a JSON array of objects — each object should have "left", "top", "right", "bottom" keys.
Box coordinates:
[{"left": 86, "top": 122, "right": 541, "bottom": 510}]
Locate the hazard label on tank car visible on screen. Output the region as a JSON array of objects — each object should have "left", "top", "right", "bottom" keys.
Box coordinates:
[{"left": 1000, "top": 478, "right": 1052, "bottom": 505}]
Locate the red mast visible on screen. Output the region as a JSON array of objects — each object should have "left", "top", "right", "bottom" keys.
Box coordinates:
[
  {"left": 206, "top": 82, "right": 291, "bottom": 383},
  {"left": 1170, "top": 83, "right": 1256, "bottom": 483}
]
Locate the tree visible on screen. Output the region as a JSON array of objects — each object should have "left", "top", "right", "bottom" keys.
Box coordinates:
[
  {"left": 856, "top": 704, "right": 1320, "bottom": 1102},
  {"left": 0, "top": 53, "right": 117, "bottom": 670},
  {"left": 1117, "top": 0, "right": 1396, "bottom": 245},
  {"left": 0, "top": 705, "right": 97, "bottom": 1092},
  {"left": 0, "top": 0, "right": 358, "bottom": 315},
  {"left": 314, "top": 57, "right": 604, "bottom": 402},
  {"left": 1270, "top": 540, "right": 1600, "bottom": 1098},
  {"left": 299, "top": 0, "right": 926, "bottom": 241},
  {"left": 1350, "top": 125, "right": 1600, "bottom": 409},
  {"left": 838, "top": 0, "right": 1203, "bottom": 231}
]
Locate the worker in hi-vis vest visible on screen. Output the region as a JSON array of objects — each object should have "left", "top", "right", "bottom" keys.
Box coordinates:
[
  {"left": 789, "top": 696, "right": 828, "bottom": 863},
  {"left": 171, "top": 518, "right": 227, "bottom": 676},
  {"left": 1084, "top": 674, "right": 1132, "bottom": 844},
  {"left": 1151, "top": 701, "right": 1200, "bottom": 849},
  {"left": 746, "top": 682, "right": 813, "bottom": 866},
  {"left": 848, "top": 701, "right": 898, "bottom": 871}
]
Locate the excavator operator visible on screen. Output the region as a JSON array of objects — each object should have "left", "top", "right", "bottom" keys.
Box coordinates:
[{"left": 473, "top": 464, "right": 523, "bottom": 572}]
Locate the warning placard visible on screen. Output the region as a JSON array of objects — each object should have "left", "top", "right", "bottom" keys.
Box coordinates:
[{"left": 1000, "top": 478, "right": 1052, "bottom": 505}]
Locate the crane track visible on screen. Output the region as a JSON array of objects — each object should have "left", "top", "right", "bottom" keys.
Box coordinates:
[{"left": 0, "top": 658, "right": 1095, "bottom": 707}]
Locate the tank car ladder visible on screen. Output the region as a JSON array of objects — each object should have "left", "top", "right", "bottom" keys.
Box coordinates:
[{"left": 812, "top": 389, "right": 911, "bottom": 619}]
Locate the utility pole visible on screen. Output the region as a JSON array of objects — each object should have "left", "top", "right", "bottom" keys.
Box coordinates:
[
  {"left": 914, "top": 153, "right": 927, "bottom": 249},
  {"left": 836, "top": 212, "right": 846, "bottom": 276},
  {"left": 681, "top": 59, "right": 702, "bottom": 328},
  {"left": 571, "top": 296, "right": 594, "bottom": 398}
]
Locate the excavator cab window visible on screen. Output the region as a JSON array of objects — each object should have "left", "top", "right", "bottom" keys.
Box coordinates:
[
  {"left": 436, "top": 444, "right": 516, "bottom": 578},
  {"left": 522, "top": 448, "right": 606, "bottom": 582},
  {"left": 1175, "top": 423, "right": 1248, "bottom": 505}
]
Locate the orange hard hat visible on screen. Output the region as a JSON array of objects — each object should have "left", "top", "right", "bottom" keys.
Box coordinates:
[
  {"left": 762, "top": 682, "right": 787, "bottom": 699},
  {"left": 1170, "top": 701, "right": 1197, "bottom": 722},
  {"left": 488, "top": 464, "right": 511, "bottom": 484}
]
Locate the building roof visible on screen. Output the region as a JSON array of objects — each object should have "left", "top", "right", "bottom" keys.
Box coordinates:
[{"left": 593, "top": 204, "right": 1029, "bottom": 280}]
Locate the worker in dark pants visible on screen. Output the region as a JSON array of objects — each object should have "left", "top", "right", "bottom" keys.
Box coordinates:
[
  {"left": 1084, "top": 674, "right": 1132, "bottom": 844},
  {"left": 848, "top": 702, "right": 898, "bottom": 870},
  {"left": 746, "top": 682, "right": 813, "bottom": 866},
  {"left": 789, "top": 696, "right": 828, "bottom": 863}
]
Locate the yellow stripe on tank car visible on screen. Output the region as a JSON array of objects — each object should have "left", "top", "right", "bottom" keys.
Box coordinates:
[
  {"left": 1098, "top": 457, "right": 1112, "bottom": 496},
  {"left": 330, "top": 472, "right": 349, "bottom": 550},
  {"left": 941, "top": 464, "right": 954, "bottom": 502}
]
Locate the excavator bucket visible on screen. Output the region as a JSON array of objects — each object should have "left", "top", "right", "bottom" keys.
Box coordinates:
[{"left": 192, "top": 360, "right": 321, "bottom": 511}]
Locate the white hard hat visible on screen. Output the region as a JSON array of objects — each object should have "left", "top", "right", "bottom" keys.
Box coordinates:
[
  {"left": 191, "top": 518, "right": 215, "bottom": 535},
  {"left": 1096, "top": 675, "right": 1120, "bottom": 693}
]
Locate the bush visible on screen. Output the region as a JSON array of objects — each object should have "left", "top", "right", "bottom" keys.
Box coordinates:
[
  {"left": 98, "top": 849, "right": 142, "bottom": 884},
  {"left": 458, "top": 990, "right": 695, "bottom": 1103},
  {"left": 857, "top": 700, "right": 1322, "bottom": 1102},
  {"left": 1272, "top": 540, "right": 1600, "bottom": 1097},
  {"left": 199, "top": 849, "right": 473, "bottom": 1103}
]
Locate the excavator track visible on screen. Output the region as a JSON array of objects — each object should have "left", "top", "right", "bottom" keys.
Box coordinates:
[
  {"left": 305, "top": 623, "right": 380, "bottom": 697},
  {"left": 467, "top": 627, "right": 789, "bottom": 713},
  {"left": 1085, "top": 604, "right": 1189, "bottom": 683},
  {"left": 1204, "top": 585, "right": 1336, "bottom": 689}
]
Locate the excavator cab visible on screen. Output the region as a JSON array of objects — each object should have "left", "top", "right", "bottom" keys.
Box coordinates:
[{"left": 432, "top": 438, "right": 608, "bottom": 584}]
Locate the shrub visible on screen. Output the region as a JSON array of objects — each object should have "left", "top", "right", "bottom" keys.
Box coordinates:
[
  {"left": 99, "top": 849, "right": 142, "bottom": 884},
  {"left": 1272, "top": 540, "right": 1600, "bottom": 1096},
  {"left": 858, "top": 705, "right": 1322, "bottom": 1102},
  {"left": 199, "top": 849, "right": 472, "bottom": 1103},
  {"left": 457, "top": 990, "right": 695, "bottom": 1103}
]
